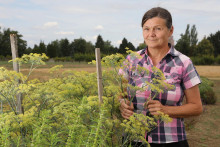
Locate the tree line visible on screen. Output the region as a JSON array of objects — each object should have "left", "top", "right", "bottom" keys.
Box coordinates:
[{"left": 0, "top": 25, "right": 220, "bottom": 63}]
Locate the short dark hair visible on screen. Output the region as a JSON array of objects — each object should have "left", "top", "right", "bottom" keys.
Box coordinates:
[{"left": 141, "top": 7, "right": 172, "bottom": 29}]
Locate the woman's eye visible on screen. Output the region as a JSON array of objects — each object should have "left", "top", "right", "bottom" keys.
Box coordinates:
[{"left": 156, "top": 27, "right": 161, "bottom": 30}]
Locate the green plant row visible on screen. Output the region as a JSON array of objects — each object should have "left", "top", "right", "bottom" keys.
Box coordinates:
[
  {"left": 191, "top": 55, "right": 220, "bottom": 65},
  {"left": 0, "top": 55, "right": 12, "bottom": 61}
]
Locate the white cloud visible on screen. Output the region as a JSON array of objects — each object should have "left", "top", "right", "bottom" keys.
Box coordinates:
[
  {"left": 55, "top": 31, "right": 74, "bottom": 35},
  {"left": 84, "top": 35, "right": 98, "bottom": 43},
  {"left": 33, "top": 22, "right": 59, "bottom": 30},
  {"left": 95, "top": 25, "right": 104, "bottom": 31},
  {"left": 44, "top": 22, "right": 58, "bottom": 28},
  {"left": 93, "top": 35, "right": 98, "bottom": 40},
  {"left": 117, "top": 40, "right": 122, "bottom": 45}
]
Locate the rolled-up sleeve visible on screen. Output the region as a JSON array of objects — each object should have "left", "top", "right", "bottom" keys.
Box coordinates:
[{"left": 182, "top": 59, "right": 201, "bottom": 90}]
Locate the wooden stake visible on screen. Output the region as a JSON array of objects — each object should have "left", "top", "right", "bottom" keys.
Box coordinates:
[
  {"left": 10, "top": 34, "right": 23, "bottom": 114},
  {"left": 10, "top": 34, "right": 19, "bottom": 72},
  {"left": 95, "top": 48, "right": 103, "bottom": 104}
]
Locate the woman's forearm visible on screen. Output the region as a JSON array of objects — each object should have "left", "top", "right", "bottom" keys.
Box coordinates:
[{"left": 162, "top": 103, "right": 203, "bottom": 118}]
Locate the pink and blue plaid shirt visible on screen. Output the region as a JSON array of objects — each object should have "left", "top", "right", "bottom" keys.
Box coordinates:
[{"left": 121, "top": 45, "right": 201, "bottom": 144}]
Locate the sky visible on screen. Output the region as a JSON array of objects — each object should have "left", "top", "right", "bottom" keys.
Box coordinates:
[{"left": 0, "top": 0, "right": 220, "bottom": 48}]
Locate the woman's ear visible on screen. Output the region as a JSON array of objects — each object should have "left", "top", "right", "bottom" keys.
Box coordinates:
[{"left": 169, "top": 26, "right": 174, "bottom": 37}]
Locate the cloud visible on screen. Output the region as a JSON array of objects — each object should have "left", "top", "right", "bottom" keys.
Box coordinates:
[
  {"left": 95, "top": 25, "right": 104, "bottom": 31},
  {"left": 116, "top": 40, "right": 122, "bottom": 45},
  {"left": 55, "top": 31, "right": 74, "bottom": 35},
  {"left": 44, "top": 22, "right": 58, "bottom": 28},
  {"left": 33, "top": 21, "right": 59, "bottom": 30}
]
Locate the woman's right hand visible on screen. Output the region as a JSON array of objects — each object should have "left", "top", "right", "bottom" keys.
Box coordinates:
[{"left": 119, "top": 99, "right": 134, "bottom": 119}]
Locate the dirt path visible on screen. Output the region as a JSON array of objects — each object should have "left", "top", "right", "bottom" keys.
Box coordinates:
[{"left": 186, "top": 80, "right": 220, "bottom": 147}]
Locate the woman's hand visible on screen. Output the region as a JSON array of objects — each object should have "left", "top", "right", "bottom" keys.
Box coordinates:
[
  {"left": 146, "top": 100, "right": 166, "bottom": 115},
  {"left": 119, "top": 99, "right": 134, "bottom": 119},
  {"left": 145, "top": 85, "right": 203, "bottom": 118}
]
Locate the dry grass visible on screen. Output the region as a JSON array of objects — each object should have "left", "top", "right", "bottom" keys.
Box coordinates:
[
  {"left": 24, "top": 65, "right": 220, "bottom": 81},
  {"left": 186, "top": 80, "right": 220, "bottom": 147},
  {"left": 195, "top": 66, "right": 220, "bottom": 80}
]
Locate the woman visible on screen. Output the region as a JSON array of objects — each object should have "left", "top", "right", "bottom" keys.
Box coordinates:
[{"left": 119, "top": 7, "right": 203, "bottom": 147}]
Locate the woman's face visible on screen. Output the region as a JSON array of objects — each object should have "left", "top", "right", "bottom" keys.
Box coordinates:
[{"left": 142, "top": 17, "right": 173, "bottom": 49}]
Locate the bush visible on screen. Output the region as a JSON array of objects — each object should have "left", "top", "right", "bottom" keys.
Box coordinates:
[
  {"left": 202, "top": 55, "right": 215, "bottom": 65},
  {"left": 0, "top": 55, "right": 5, "bottom": 61},
  {"left": 53, "top": 57, "right": 74, "bottom": 62},
  {"left": 216, "top": 55, "right": 220, "bottom": 65},
  {"left": 191, "top": 56, "right": 215, "bottom": 65},
  {"left": 73, "top": 53, "right": 95, "bottom": 62},
  {"left": 199, "top": 77, "right": 216, "bottom": 105},
  {"left": 5, "top": 55, "right": 12, "bottom": 61}
]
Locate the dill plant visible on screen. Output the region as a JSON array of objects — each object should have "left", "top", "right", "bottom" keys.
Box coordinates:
[
  {"left": 92, "top": 48, "right": 174, "bottom": 146},
  {"left": 0, "top": 51, "right": 173, "bottom": 146}
]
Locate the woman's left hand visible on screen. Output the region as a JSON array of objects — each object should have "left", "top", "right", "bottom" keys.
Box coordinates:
[{"left": 146, "top": 100, "right": 165, "bottom": 115}]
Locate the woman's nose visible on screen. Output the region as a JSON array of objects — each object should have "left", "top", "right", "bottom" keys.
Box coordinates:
[{"left": 149, "top": 29, "right": 156, "bottom": 37}]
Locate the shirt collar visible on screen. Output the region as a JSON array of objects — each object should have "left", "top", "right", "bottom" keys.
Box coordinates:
[{"left": 140, "top": 43, "right": 178, "bottom": 57}]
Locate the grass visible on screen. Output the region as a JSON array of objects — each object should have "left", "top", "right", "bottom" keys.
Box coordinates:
[
  {"left": 1, "top": 61, "right": 97, "bottom": 81},
  {"left": 186, "top": 79, "right": 220, "bottom": 147}
]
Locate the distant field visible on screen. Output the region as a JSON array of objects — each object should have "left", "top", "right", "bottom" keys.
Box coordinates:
[
  {"left": 195, "top": 66, "right": 220, "bottom": 80},
  {"left": 1, "top": 61, "right": 220, "bottom": 80}
]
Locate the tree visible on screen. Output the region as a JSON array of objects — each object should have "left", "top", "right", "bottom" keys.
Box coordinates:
[
  {"left": 32, "top": 44, "right": 40, "bottom": 53},
  {"left": 103, "top": 40, "right": 116, "bottom": 54},
  {"left": 95, "top": 35, "right": 116, "bottom": 54},
  {"left": 137, "top": 42, "right": 147, "bottom": 50},
  {"left": 95, "top": 35, "right": 105, "bottom": 53},
  {"left": 190, "top": 25, "right": 198, "bottom": 46},
  {"left": 60, "top": 38, "right": 70, "bottom": 56},
  {"left": 0, "top": 28, "right": 27, "bottom": 57},
  {"left": 175, "top": 24, "right": 198, "bottom": 56},
  {"left": 196, "top": 37, "right": 214, "bottom": 56},
  {"left": 175, "top": 24, "right": 190, "bottom": 56},
  {"left": 85, "top": 41, "right": 95, "bottom": 54},
  {"left": 32, "top": 41, "right": 46, "bottom": 54},
  {"left": 38, "top": 41, "right": 47, "bottom": 54},
  {"left": 47, "top": 40, "right": 60, "bottom": 58},
  {"left": 208, "top": 30, "right": 220, "bottom": 57},
  {"left": 118, "top": 38, "right": 135, "bottom": 54},
  {"left": 72, "top": 38, "right": 87, "bottom": 54},
  {"left": 118, "top": 38, "right": 128, "bottom": 54},
  {"left": 25, "top": 47, "right": 33, "bottom": 54},
  {"left": 127, "top": 42, "right": 135, "bottom": 51}
]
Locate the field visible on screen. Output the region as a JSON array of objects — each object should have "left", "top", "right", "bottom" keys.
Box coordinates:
[
  {"left": 1, "top": 61, "right": 220, "bottom": 146},
  {"left": 186, "top": 79, "right": 220, "bottom": 147}
]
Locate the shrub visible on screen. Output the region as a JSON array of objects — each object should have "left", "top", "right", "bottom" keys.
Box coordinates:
[
  {"left": 199, "top": 77, "right": 216, "bottom": 105},
  {"left": 202, "top": 55, "right": 215, "bottom": 65},
  {"left": 191, "top": 56, "right": 215, "bottom": 65},
  {"left": 73, "top": 53, "right": 85, "bottom": 62},
  {"left": 216, "top": 55, "right": 220, "bottom": 65},
  {"left": 0, "top": 55, "right": 5, "bottom": 61},
  {"left": 5, "top": 55, "right": 12, "bottom": 61},
  {"left": 73, "top": 53, "right": 95, "bottom": 62}
]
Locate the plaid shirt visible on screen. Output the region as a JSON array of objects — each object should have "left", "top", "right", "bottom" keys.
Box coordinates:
[{"left": 121, "top": 45, "right": 201, "bottom": 143}]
